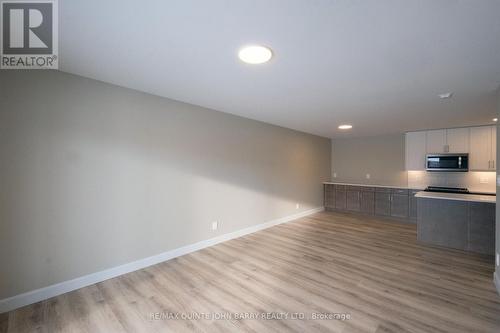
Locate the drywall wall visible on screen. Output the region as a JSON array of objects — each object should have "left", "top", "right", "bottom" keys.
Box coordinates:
[
  {"left": 496, "top": 91, "right": 500, "bottom": 294},
  {"left": 331, "top": 135, "right": 407, "bottom": 186},
  {"left": 0, "top": 71, "right": 331, "bottom": 300}
]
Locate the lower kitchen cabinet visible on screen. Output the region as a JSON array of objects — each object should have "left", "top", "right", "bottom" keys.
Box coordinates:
[
  {"left": 390, "top": 189, "right": 409, "bottom": 218},
  {"left": 335, "top": 185, "right": 346, "bottom": 210},
  {"left": 324, "top": 184, "right": 335, "bottom": 209},
  {"left": 417, "top": 198, "right": 495, "bottom": 255},
  {"left": 469, "top": 202, "right": 495, "bottom": 255},
  {"left": 375, "top": 190, "right": 391, "bottom": 216},
  {"left": 346, "top": 188, "right": 361, "bottom": 211},
  {"left": 417, "top": 198, "right": 469, "bottom": 250},
  {"left": 360, "top": 190, "right": 375, "bottom": 214},
  {"left": 409, "top": 190, "right": 419, "bottom": 220},
  {"left": 324, "top": 184, "right": 419, "bottom": 223}
]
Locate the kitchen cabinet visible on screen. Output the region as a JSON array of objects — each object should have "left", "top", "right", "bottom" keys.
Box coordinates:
[
  {"left": 470, "top": 126, "right": 496, "bottom": 171},
  {"left": 335, "top": 185, "right": 346, "bottom": 210},
  {"left": 390, "top": 189, "right": 409, "bottom": 218},
  {"left": 446, "top": 128, "right": 469, "bottom": 153},
  {"left": 324, "top": 184, "right": 335, "bottom": 209},
  {"left": 346, "top": 187, "right": 361, "bottom": 212},
  {"left": 492, "top": 126, "right": 497, "bottom": 168},
  {"left": 468, "top": 203, "right": 495, "bottom": 255},
  {"left": 405, "top": 131, "right": 426, "bottom": 170},
  {"left": 324, "top": 184, "right": 417, "bottom": 223},
  {"left": 405, "top": 125, "right": 494, "bottom": 171},
  {"left": 417, "top": 198, "right": 469, "bottom": 251},
  {"left": 360, "top": 188, "right": 375, "bottom": 214},
  {"left": 409, "top": 190, "right": 419, "bottom": 220},
  {"left": 426, "top": 128, "right": 469, "bottom": 154},
  {"left": 417, "top": 198, "right": 495, "bottom": 255},
  {"left": 426, "top": 129, "right": 447, "bottom": 153},
  {"left": 375, "top": 189, "right": 391, "bottom": 216}
]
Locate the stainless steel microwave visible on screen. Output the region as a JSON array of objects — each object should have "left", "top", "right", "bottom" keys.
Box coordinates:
[{"left": 426, "top": 154, "right": 469, "bottom": 172}]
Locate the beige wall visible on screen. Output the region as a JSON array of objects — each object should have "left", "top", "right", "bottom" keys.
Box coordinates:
[
  {"left": 331, "top": 135, "right": 407, "bottom": 186},
  {"left": 496, "top": 90, "right": 500, "bottom": 290},
  {"left": 0, "top": 71, "right": 331, "bottom": 299}
]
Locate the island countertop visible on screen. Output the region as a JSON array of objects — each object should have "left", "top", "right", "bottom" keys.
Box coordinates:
[{"left": 415, "top": 191, "right": 496, "bottom": 204}]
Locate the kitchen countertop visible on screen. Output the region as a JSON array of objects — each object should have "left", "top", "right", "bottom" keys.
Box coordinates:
[
  {"left": 323, "top": 182, "right": 496, "bottom": 195},
  {"left": 323, "top": 182, "right": 422, "bottom": 190},
  {"left": 415, "top": 191, "right": 496, "bottom": 203}
]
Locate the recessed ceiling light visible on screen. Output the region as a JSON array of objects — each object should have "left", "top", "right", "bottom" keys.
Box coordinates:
[
  {"left": 493, "top": 118, "right": 498, "bottom": 122},
  {"left": 338, "top": 124, "right": 353, "bottom": 130},
  {"left": 438, "top": 92, "right": 453, "bottom": 99},
  {"left": 238, "top": 45, "right": 273, "bottom": 64}
]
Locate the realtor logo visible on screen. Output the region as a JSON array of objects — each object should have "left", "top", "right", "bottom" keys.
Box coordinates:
[{"left": 1, "top": 0, "right": 58, "bottom": 69}]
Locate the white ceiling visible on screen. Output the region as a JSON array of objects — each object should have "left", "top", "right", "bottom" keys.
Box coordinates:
[{"left": 59, "top": 0, "right": 500, "bottom": 138}]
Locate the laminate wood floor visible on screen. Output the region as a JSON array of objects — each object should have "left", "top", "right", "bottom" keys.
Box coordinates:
[{"left": 2, "top": 211, "right": 499, "bottom": 333}]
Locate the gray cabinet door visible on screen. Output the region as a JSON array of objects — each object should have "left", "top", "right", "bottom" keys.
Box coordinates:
[
  {"left": 375, "top": 192, "right": 391, "bottom": 216},
  {"left": 346, "top": 189, "right": 360, "bottom": 211},
  {"left": 409, "top": 190, "right": 419, "bottom": 220},
  {"left": 360, "top": 191, "right": 375, "bottom": 214},
  {"left": 391, "top": 194, "right": 409, "bottom": 218},
  {"left": 324, "top": 184, "right": 335, "bottom": 209},
  {"left": 468, "top": 202, "right": 495, "bottom": 255},
  {"left": 417, "top": 198, "right": 468, "bottom": 251},
  {"left": 335, "top": 186, "right": 346, "bottom": 210}
]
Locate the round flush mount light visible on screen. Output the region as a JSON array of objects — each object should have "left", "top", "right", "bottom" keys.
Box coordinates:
[
  {"left": 493, "top": 118, "right": 498, "bottom": 122},
  {"left": 338, "top": 124, "right": 353, "bottom": 130},
  {"left": 238, "top": 45, "right": 273, "bottom": 64}
]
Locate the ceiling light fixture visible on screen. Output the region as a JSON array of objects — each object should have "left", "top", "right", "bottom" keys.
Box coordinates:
[
  {"left": 338, "top": 125, "right": 353, "bottom": 130},
  {"left": 493, "top": 118, "right": 498, "bottom": 122},
  {"left": 238, "top": 45, "right": 273, "bottom": 64},
  {"left": 438, "top": 92, "right": 453, "bottom": 99}
]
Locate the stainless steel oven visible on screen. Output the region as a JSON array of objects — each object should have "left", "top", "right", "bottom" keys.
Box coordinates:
[{"left": 426, "top": 154, "right": 469, "bottom": 172}]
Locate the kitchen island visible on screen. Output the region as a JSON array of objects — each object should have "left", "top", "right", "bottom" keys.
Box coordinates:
[{"left": 416, "top": 191, "right": 496, "bottom": 255}]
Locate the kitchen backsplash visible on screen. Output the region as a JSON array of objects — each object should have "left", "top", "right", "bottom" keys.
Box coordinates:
[{"left": 407, "top": 171, "right": 496, "bottom": 193}]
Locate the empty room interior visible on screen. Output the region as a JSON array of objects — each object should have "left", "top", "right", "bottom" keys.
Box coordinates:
[{"left": 2, "top": 1, "right": 500, "bottom": 332}]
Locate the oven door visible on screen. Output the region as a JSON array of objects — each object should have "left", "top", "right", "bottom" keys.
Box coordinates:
[{"left": 426, "top": 154, "right": 468, "bottom": 172}]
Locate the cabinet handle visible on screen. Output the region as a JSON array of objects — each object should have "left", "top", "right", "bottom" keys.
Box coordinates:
[{"left": 493, "top": 160, "right": 495, "bottom": 169}]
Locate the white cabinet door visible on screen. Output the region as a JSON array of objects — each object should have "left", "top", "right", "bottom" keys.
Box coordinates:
[
  {"left": 491, "top": 126, "right": 496, "bottom": 170},
  {"left": 426, "top": 130, "right": 446, "bottom": 153},
  {"left": 469, "top": 126, "right": 492, "bottom": 171},
  {"left": 405, "top": 131, "right": 427, "bottom": 170},
  {"left": 446, "top": 128, "right": 469, "bottom": 153}
]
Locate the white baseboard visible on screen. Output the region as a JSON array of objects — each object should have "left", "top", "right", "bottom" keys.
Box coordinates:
[
  {"left": 495, "top": 271, "right": 500, "bottom": 296},
  {"left": 0, "top": 207, "right": 323, "bottom": 314}
]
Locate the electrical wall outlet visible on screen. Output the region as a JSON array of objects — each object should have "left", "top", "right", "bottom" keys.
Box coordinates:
[
  {"left": 333, "top": 172, "right": 337, "bottom": 178},
  {"left": 366, "top": 174, "right": 371, "bottom": 179},
  {"left": 480, "top": 177, "right": 489, "bottom": 184},
  {"left": 211, "top": 221, "right": 218, "bottom": 231},
  {"left": 296, "top": 203, "right": 300, "bottom": 210}
]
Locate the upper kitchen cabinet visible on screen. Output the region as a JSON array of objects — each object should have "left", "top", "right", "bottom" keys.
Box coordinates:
[
  {"left": 405, "top": 131, "right": 426, "bottom": 170},
  {"left": 426, "top": 130, "right": 446, "bottom": 153},
  {"left": 426, "top": 128, "right": 469, "bottom": 154},
  {"left": 446, "top": 128, "right": 470, "bottom": 153},
  {"left": 470, "top": 126, "right": 496, "bottom": 171},
  {"left": 406, "top": 125, "right": 494, "bottom": 171}
]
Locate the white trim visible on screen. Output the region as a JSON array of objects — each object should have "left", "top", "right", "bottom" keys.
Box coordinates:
[
  {"left": 495, "top": 271, "right": 500, "bottom": 296},
  {"left": 0, "top": 207, "right": 323, "bottom": 314}
]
